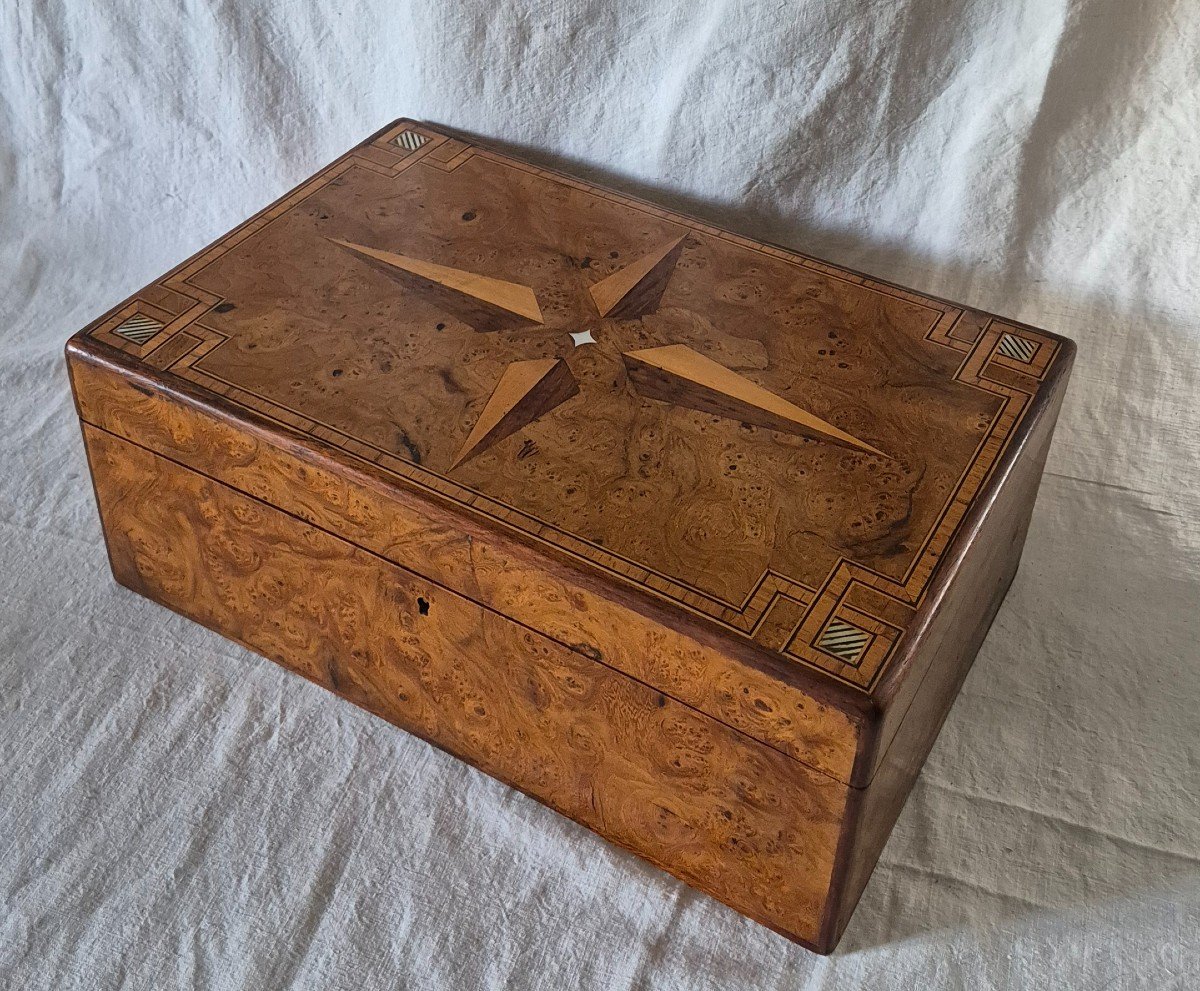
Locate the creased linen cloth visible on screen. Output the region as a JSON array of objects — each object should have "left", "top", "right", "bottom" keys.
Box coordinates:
[{"left": 2, "top": 2, "right": 1199, "bottom": 988}]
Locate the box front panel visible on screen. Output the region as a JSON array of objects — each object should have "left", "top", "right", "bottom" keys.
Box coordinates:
[
  {"left": 82, "top": 422, "right": 848, "bottom": 949},
  {"left": 69, "top": 346, "right": 862, "bottom": 783}
]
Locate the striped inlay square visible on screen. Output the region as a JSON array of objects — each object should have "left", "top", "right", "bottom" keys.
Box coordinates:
[
  {"left": 113, "top": 313, "right": 165, "bottom": 346},
  {"left": 998, "top": 332, "right": 1038, "bottom": 363},
  {"left": 817, "top": 619, "right": 872, "bottom": 665},
  {"left": 394, "top": 130, "right": 429, "bottom": 152}
]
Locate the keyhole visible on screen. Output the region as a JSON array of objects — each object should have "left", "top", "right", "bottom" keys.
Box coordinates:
[{"left": 417, "top": 596, "right": 430, "bottom": 616}]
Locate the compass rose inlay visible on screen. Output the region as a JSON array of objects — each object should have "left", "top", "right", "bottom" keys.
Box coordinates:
[{"left": 331, "top": 234, "right": 885, "bottom": 468}]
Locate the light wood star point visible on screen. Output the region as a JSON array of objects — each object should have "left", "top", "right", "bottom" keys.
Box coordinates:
[
  {"left": 589, "top": 236, "right": 687, "bottom": 319},
  {"left": 330, "top": 238, "right": 543, "bottom": 332},
  {"left": 451, "top": 357, "right": 579, "bottom": 469},
  {"left": 623, "top": 344, "right": 886, "bottom": 457}
]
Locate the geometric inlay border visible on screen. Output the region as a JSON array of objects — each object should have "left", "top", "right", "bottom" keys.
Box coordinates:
[
  {"left": 998, "top": 332, "right": 1038, "bottom": 363},
  {"left": 816, "top": 619, "right": 874, "bottom": 665},
  {"left": 394, "top": 130, "right": 429, "bottom": 153},
  {"left": 113, "top": 313, "right": 164, "bottom": 346}
]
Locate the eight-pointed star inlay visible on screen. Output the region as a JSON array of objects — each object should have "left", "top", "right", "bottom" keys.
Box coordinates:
[{"left": 331, "top": 235, "right": 885, "bottom": 468}]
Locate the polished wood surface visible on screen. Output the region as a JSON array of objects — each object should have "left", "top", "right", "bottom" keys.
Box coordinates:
[
  {"left": 67, "top": 118, "right": 1076, "bottom": 952},
  {"left": 830, "top": 358, "right": 1070, "bottom": 940}
]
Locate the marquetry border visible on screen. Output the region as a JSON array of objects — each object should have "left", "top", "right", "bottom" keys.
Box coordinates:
[{"left": 89, "top": 121, "right": 1062, "bottom": 691}]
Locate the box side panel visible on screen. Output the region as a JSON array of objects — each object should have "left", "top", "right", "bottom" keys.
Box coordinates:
[
  {"left": 821, "top": 357, "right": 1071, "bottom": 947},
  {"left": 67, "top": 340, "right": 862, "bottom": 783},
  {"left": 82, "top": 422, "right": 848, "bottom": 949},
  {"left": 857, "top": 341, "right": 1076, "bottom": 784}
]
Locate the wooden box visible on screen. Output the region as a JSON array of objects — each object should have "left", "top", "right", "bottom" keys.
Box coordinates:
[{"left": 66, "top": 119, "right": 1074, "bottom": 953}]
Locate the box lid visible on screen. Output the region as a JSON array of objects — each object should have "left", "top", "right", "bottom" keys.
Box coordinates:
[{"left": 71, "top": 119, "right": 1072, "bottom": 786}]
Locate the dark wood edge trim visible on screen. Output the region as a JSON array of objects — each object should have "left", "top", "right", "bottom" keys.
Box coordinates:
[
  {"left": 847, "top": 335, "right": 1077, "bottom": 787},
  {"left": 67, "top": 338, "right": 870, "bottom": 771},
  {"left": 817, "top": 776, "right": 868, "bottom": 953},
  {"left": 65, "top": 352, "right": 126, "bottom": 586}
]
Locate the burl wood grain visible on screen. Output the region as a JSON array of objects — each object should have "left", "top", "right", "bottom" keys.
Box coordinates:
[
  {"left": 84, "top": 423, "right": 847, "bottom": 950},
  {"left": 68, "top": 347, "right": 863, "bottom": 784},
  {"left": 183, "top": 152, "right": 996, "bottom": 605},
  {"left": 65, "top": 120, "right": 1078, "bottom": 951},
  {"left": 70, "top": 334, "right": 1073, "bottom": 951}
]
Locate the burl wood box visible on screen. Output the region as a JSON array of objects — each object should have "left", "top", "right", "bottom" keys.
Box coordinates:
[{"left": 66, "top": 119, "right": 1073, "bottom": 953}]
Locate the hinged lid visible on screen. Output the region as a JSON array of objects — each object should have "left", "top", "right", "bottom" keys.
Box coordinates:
[{"left": 70, "top": 119, "right": 1072, "bottom": 786}]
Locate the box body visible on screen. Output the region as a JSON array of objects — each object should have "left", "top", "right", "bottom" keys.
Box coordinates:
[{"left": 67, "top": 120, "right": 1073, "bottom": 952}]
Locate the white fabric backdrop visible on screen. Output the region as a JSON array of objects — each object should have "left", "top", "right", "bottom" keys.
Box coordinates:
[{"left": 3, "top": 1, "right": 1199, "bottom": 987}]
